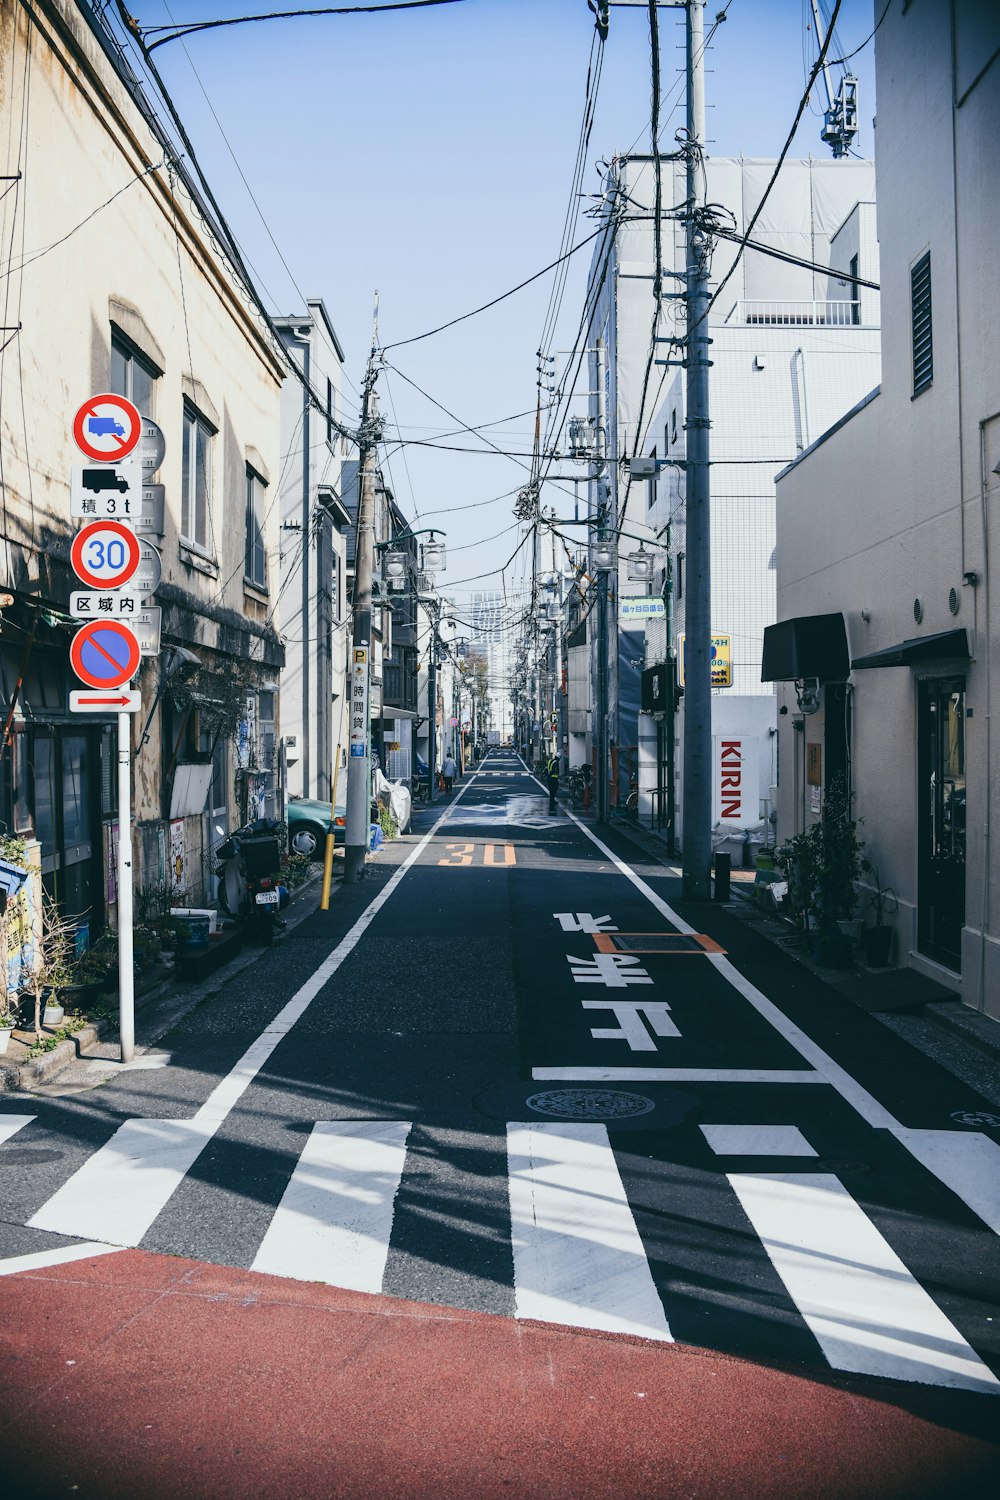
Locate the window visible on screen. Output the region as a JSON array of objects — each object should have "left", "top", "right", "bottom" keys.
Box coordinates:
[
  {"left": 326, "top": 377, "right": 335, "bottom": 446},
  {"left": 670, "top": 408, "right": 677, "bottom": 444},
  {"left": 676, "top": 552, "right": 684, "bottom": 601},
  {"left": 911, "top": 252, "right": 933, "bottom": 395},
  {"left": 182, "top": 403, "right": 214, "bottom": 549},
  {"left": 111, "top": 332, "right": 158, "bottom": 417},
  {"left": 244, "top": 467, "right": 267, "bottom": 588},
  {"left": 647, "top": 446, "right": 657, "bottom": 509}
]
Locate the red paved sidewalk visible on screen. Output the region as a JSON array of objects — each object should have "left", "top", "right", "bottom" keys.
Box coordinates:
[{"left": 1, "top": 1250, "right": 998, "bottom": 1499}]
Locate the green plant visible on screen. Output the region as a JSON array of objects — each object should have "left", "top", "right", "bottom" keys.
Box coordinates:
[
  {"left": 26, "top": 1035, "right": 60, "bottom": 1058},
  {"left": 775, "top": 775, "right": 867, "bottom": 940},
  {"left": 378, "top": 804, "right": 399, "bottom": 840}
]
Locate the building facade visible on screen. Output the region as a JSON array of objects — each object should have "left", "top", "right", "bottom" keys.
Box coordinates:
[
  {"left": 0, "top": 0, "right": 285, "bottom": 923},
  {"left": 769, "top": 0, "right": 1000, "bottom": 1013}
]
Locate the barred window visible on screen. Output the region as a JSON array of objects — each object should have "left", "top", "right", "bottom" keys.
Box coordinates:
[{"left": 911, "top": 252, "right": 932, "bottom": 396}]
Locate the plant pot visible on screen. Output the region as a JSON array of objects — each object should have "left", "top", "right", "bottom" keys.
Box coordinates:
[
  {"left": 42, "top": 1003, "right": 64, "bottom": 1026},
  {"left": 862, "top": 925, "right": 893, "bottom": 968},
  {"left": 0, "top": 1026, "right": 12, "bottom": 1055},
  {"left": 810, "top": 928, "right": 853, "bottom": 969}
]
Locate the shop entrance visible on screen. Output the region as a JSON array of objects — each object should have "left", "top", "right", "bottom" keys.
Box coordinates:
[{"left": 917, "top": 678, "right": 966, "bottom": 970}]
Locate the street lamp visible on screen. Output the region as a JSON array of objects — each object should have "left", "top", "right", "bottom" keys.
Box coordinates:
[
  {"left": 593, "top": 538, "right": 617, "bottom": 572},
  {"left": 626, "top": 548, "right": 656, "bottom": 585},
  {"left": 382, "top": 549, "right": 407, "bottom": 589},
  {"left": 422, "top": 534, "right": 447, "bottom": 576}
]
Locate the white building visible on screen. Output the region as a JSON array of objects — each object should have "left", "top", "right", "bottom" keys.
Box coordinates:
[
  {"left": 275, "top": 301, "right": 352, "bottom": 805},
  {"left": 581, "top": 154, "right": 880, "bottom": 837},
  {"left": 769, "top": 0, "right": 1000, "bottom": 1012}
]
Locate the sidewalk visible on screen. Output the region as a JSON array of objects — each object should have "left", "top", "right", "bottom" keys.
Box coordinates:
[
  {"left": 1, "top": 1248, "right": 998, "bottom": 1500},
  {"left": 602, "top": 813, "right": 1000, "bottom": 1100}
]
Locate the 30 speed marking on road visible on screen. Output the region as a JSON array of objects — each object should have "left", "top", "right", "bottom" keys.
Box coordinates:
[{"left": 70, "top": 520, "right": 142, "bottom": 589}]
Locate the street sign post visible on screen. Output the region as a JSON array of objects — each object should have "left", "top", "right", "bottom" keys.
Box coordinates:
[
  {"left": 131, "top": 606, "right": 162, "bottom": 657},
  {"left": 70, "top": 461, "right": 142, "bottom": 517},
  {"left": 72, "top": 393, "right": 142, "bottom": 463},
  {"left": 69, "top": 620, "right": 141, "bottom": 690},
  {"left": 137, "top": 484, "right": 165, "bottom": 534},
  {"left": 135, "top": 540, "right": 162, "bottom": 594},
  {"left": 69, "top": 690, "right": 141, "bottom": 713},
  {"left": 70, "top": 520, "right": 142, "bottom": 590},
  {"left": 70, "top": 590, "right": 145, "bottom": 618}
]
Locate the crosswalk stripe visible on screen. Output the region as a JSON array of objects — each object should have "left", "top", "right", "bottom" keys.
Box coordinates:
[
  {"left": 507, "top": 1122, "right": 672, "bottom": 1342},
  {"left": 0, "top": 1115, "right": 34, "bottom": 1145},
  {"left": 728, "top": 1171, "right": 999, "bottom": 1393},
  {"left": 251, "top": 1121, "right": 411, "bottom": 1291},
  {"left": 890, "top": 1128, "right": 1000, "bottom": 1236},
  {"left": 28, "top": 1118, "right": 215, "bottom": 1247}
]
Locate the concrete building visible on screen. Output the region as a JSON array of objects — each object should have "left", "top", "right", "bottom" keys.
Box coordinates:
[
  {"left": 580, "top": 154, "right": 880, "bottom": 838},
  {"left": 0, "top": 0, "right": 285, "bottom": 922},
  {"left": 768, "top": 0, "right": 1000, "bottom": 1014},
  {"left": 275, "top": 302, "right": 352, "bottom": 805}
]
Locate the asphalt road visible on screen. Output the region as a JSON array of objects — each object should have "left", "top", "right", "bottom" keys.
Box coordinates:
[{"left": 2, "top": 750, "right": 1000, "bottom": 1497}]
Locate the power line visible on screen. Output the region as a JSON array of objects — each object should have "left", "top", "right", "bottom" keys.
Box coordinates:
[
  {"left": 381, "top": 226, "right": 605, "bottom": 353},
  {"left": 141, "top": 0, "right": 468, "bottom": 53}
]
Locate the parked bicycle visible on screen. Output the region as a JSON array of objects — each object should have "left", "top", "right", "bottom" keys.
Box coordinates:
[{"left": 567, "top": 764, "right": 592, "bottom": 805}]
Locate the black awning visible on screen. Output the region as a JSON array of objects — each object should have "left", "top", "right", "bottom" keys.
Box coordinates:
[
  {"left": 851, "top": 628, "right": 971, "bottom": 670},
  {"left": 761, "top": 612, "right": 849, "bottom": 682}
]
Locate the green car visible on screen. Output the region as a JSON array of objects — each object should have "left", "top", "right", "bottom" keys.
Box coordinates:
[{"left": 286, "top": 796, "right": 346, "bottom": 859}]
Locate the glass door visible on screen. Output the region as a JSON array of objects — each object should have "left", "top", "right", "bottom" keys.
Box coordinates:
[{"left": 917, "top": 678, "right": 966, "bottom": 970}]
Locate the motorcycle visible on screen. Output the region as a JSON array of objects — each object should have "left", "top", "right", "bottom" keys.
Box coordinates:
[{"left": 214, "top": 818, "right": 287, "bottom": 945}]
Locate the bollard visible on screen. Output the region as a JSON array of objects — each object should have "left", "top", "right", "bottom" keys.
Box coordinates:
[{"left": 714, "top": 851, "right": 731, "bottom": 901}]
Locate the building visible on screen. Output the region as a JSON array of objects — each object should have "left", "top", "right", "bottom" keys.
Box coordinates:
[
  {"left": 0, "top": 0, "right": 285, "bottom": 923},
  {"left": 275, "top": 302, "right": 352, "bottom": 805},
  {"left": 767, "top": 0, "right": 1000, "bottom": 1013},
  {"left": 579, "top": 153, "right": 879, "bottom": 836}
]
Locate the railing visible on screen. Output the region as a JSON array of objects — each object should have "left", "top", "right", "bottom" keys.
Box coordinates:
[{"left": 726, "top": 299, "right": 862, "bottom": 327}]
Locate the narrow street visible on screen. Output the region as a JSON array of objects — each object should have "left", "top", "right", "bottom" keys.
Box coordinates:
[{"left": 2, "top": 751, "right": 999, "bottom": 1497}]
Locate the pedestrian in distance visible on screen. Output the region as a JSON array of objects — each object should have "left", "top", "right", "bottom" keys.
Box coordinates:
[
  {"left": 546, "top": 751, "right": 560, "bottom": 814},
  {"left": 442, "top": 752, "right": 457, "bottom": 794}
]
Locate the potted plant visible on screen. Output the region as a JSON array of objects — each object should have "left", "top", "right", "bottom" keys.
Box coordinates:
[
  {"left": 15, "top": 891, "right": 76, "bottom": 1040},
  {"left": 861, "top": 864, "right": 897, "bottom": 968},
  {"left": 0, "top": 997, "right": 19, "bottom": 1054},
  {"left": 775, "top": 775, "right": 866, "bottom": 968}
]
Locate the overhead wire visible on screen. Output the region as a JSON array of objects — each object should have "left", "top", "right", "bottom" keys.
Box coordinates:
[{"left": 141, "top": 0, "right": 468, "bottom": 53}]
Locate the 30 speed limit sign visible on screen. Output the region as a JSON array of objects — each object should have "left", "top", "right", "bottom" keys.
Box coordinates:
[{"left": 70, "top": 520, "right": 142, "bottom": 590}]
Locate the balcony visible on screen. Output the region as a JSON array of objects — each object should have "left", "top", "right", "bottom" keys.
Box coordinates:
[{"left": 725, "top": 299, "right": 864, "bottom": 328}]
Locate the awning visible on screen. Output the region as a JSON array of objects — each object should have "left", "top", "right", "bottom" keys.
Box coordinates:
[
  {"left": 761, "top": 612, "right": 849, "bottom": 682},
  {"left": 851, "top": 628, "right": 970, "bottom": 670}
]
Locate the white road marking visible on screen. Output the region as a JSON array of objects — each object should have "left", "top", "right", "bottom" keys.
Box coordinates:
[
  {"left": 700, "top": 1124, "right": 817, "bottom": 1156},
  {"left": 729, "top": 1172, "right": 1000, "bottom": 1393},
  {"left": 507, "top": 1122, "right": 672, "bottom": 1342},
  {"left": 526, "top": 767, "right": 899, "bottom": 1131},
  {"left": 533, "top": 1067, "right": 827, "bottom": 1084},
  {"left": 27, "top": 772, "right": 485, "bottom": 1250},
  {"left": 890, "top": 1128, "right": 1000, "bottom": 1235},
  {"left": 0, "top": 1115, "right": 34, "bottom": 1145},
  {"left": 251, "top": 1120, "right": 411, "bottom": 1292},
  {"left": 582, "top": 1000, "right": 681, "bottom": 1049},
  {"left": 554, "top": 914, "right": 618, "bottom": 933},
  {"left": 0, "top": 1241, "right": 123, "bottom": 1276},
  {"left": 567, "top": 953, "right": 653, "bottom": 988}
]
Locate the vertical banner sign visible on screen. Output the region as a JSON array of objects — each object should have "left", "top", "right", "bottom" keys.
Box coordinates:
[
  {"left": 713, "top": 737, "right": 760, "bottom": 828},
  {"left": 349, "top": 647, "right": 369, "bottom": 758}
]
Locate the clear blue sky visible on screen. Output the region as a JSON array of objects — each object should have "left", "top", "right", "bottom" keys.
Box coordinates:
[{"left": 125, "top": 0, "right": 877, "bottom": 596}]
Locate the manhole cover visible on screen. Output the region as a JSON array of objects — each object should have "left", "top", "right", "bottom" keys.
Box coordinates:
[
  {"left": 526, "top": 1089, "right": 656, "bottom": 1120},
  {"left": 950, "top": 1110, "right": 1000, "bottom": 1128}
]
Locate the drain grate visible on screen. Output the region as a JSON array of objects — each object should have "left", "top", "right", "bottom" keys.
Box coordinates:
[
  {"left": 526, "top": 1089, "right": 656, "bottom": 1121},
  {"left": 594, "top": 932, "right": 725, "bottom": 955},
  {"left": 950, "top": 1110, "right": 1000, "bottom": 1129}
]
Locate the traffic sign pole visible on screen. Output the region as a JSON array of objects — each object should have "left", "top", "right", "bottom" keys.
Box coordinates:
[{"left": 117, "top": 712, "right": 135, "bottom": 1064}]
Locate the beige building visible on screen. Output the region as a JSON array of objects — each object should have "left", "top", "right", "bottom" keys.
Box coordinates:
[
  {"left": 0, "top": 0, "right": 286, "bottom": 928},
  {"left": 768, "top": 1, "right": 999, "bottom": 1014}
]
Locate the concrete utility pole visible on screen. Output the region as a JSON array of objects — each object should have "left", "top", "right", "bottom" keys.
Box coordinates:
[
  {"left": 681, "top": 0, "right": 713, "bottom": 900},
  {"left": 344, "top": 297, "right": 380, "bottom": 884}
]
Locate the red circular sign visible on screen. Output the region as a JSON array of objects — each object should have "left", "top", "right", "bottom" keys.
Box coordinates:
[
  {"left": 72, "top": 393, "right": 142, "bottom": 462},
  {"left": 70, "top": 620, "right": 141, "bottom": 690},
  {"left": 70, "top": 520, "right": 141, "bottom": 589}
]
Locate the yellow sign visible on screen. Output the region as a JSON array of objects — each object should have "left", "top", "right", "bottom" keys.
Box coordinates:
[{"left": 678, "top": 633, "right": 732, "bottom": 688}]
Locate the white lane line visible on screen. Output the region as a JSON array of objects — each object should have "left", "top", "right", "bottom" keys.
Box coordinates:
[
  {"left": 0, "top": 1115, "right": 35, "bottom": 1145},
  {"left": 0, "top": 1241, "right": 122, "bottom": 1276},
  {"left": 532, "top": 1067, "right": 827, "bottom": 1084},
  {"left": 527, "top": 768, "right": 899, "bottom": 1131},
  {"left": 28, "top": 773, "right": 484, "bottom": 1250},
  {"left": 700, "top": 1124, "right": 818, "bottom": 1156},
  {"left": 728, "top": 1172, "right": 999, "bottom": 1393},
  {"left": 507, "top": 1122, "right": 672, "bottom": 1343},
  {"left": 890, "top": 1129, "right": 1000, "bottom": 1235},
  {"left": 251, "top": 1120, "right": 411, "bottom": 1291}
]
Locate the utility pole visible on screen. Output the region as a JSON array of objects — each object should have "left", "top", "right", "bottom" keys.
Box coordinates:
[
  {"left": 344, "top": 295, "right": 380, "bottom": 884},
  {"left": 681, "top": 0, "right": 713, "bottom": 901},
  {"left": 426, "top": 602, "right": 437, "bottom": 806}
]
